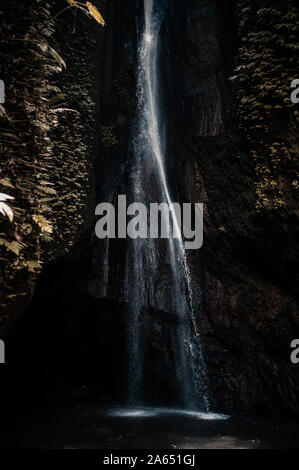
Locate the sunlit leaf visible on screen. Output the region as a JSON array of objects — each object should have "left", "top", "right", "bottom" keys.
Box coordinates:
[
  {"left": 0, "top": 202, "right": 14, "bottom": 222},
  {"left": 86, "top": 1, "right": 106, "bottom": 26}
]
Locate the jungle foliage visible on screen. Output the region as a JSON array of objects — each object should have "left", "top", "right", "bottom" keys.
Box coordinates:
[
  {"left": 232, "top": 0, "right": 299, "bottom": 211},
  {"left": 0, "top": 0, "right": 103, "bottom": 329}
]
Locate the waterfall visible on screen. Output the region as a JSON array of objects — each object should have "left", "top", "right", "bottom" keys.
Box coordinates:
[{"left": 123, "top": 0, "right": 209, "bottom": 411}]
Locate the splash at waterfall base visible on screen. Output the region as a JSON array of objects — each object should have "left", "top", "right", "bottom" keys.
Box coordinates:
[{"left": 95, "top": 195, "right": 203, "bottom": 250}]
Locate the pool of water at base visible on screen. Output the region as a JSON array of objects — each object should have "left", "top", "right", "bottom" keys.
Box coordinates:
[{"left": 1, "top": 405, "right": 299, "bottom": 449}]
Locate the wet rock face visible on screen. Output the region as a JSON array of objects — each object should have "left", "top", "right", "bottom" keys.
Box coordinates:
[
  {"left": 141, "top": 307, "right": 187, "bottom": 406},
  {"left": 183, "top": 0, "right": 234, "bottom": 136},
  {"left": 180, "top": 1, "right": 299, "bottom": 415}
]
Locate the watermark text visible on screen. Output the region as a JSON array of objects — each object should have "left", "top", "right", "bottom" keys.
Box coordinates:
[{"left": 95, "top": 195, "right": 203, "bottom": 250}]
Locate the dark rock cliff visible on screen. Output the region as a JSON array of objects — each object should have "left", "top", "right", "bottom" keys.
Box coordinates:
[{"left": 180, "top": 0, "right": 299, "bottom": 415}]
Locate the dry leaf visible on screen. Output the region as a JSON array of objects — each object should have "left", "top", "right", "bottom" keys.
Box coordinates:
[
  {"left": 49, "top": 46, "right": 66, "bottom": 69},
  {"left": 0, "top": 202, "right": 14, "bottom": 222},
  {"left": 86, "top": 1, "right": 106, "bottom": 26},
  {"left": 0, "top": 104, "right": 6, "bottom": 116},
  {"left": 0, "top": 193, "right": 14, "bottom": 202}
]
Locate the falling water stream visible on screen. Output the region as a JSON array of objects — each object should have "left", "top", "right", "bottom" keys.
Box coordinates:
[{"left": 124, "top": 0, "right": 209, "bottom": 411}]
